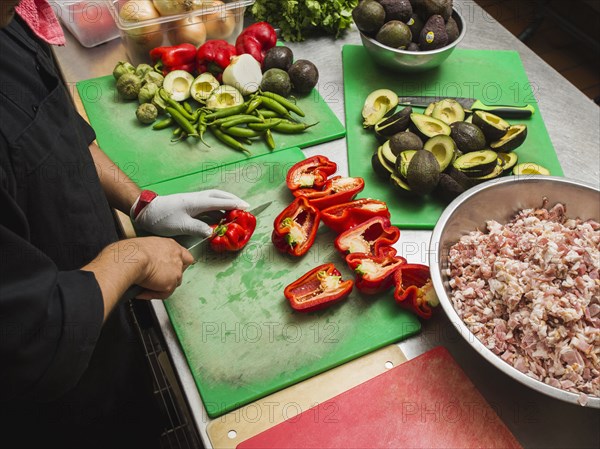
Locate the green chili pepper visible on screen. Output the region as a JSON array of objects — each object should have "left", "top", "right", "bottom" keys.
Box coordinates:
[
  {"left": 248, "top": 118, "right": 283, "bottom": 131},
  {"left": 166, "top": 106, "right": 198, "bottom": 137},
  {"left": 253, "top": 109, "right": 279, "bottom": 119},
  {"left": 197, "top": 111, "right": 209, "bottom": 147},
  {"left": 211, "top": 127, "right": 251, "bottom": 156},
  {"left": 260, "top": 91, "right": 305, "bottom": 117},
  {"left": 221, "top": 126, "right": 262, "bottom": 138},
  {"left": 173, "top": 127, "right": 182, "bottom": 136},
  {"left": 273, "top": 121, "right": 319, "bottom": 134},
  {"left": 245, "top": 97, "right": 263, "bottom": 114},
  {"left": 205, "top": 104, "right": 248, "bottom": 120},
  {"left": 265, "top": 129, "right": 276, "bottom": 150},
  {"left": 183, "top": 101, "right": 193, "bottom": 114},
  {"left": 152, "top": 117, "right": 174, "bottom": 130},
  {"left": 159, "top": 89, "right": 195, "bottom": 121},
  {"left": 258, "top": 96, "right": 289, "bottom": 116},
  {"left": 211, "top": 114, "right": 263, "bottom": 127}
]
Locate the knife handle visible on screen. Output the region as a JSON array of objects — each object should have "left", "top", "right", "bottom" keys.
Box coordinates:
[{"left": 470, "top": 100, "right": 535, "bottom": 119}]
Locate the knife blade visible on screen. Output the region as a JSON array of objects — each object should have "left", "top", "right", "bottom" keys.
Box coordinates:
[
  {"left": 123, "top": 201, "right": 273, "bottom": 299},
  {"left": 397, "top": 96, "right": 535, "bottom": 119}
]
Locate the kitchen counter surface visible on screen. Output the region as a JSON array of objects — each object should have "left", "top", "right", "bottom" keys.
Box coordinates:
[{"left": 53, "top": 1, "right": 599, "bottom": 447}]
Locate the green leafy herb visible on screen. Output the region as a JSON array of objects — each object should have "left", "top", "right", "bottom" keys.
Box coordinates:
[{"left": 251, "top": 0, "right": 359, "bottom": 42}]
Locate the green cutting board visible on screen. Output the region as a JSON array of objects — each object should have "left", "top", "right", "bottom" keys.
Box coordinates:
[
  {"left": 144, "top": 148, "right": 421, "bottom": 418},
  {"left": 76, "top": 76, "right": 345, "bottom": 187},
  {"left": 343, "top": 46, "right": 563, "bottom": 229}
]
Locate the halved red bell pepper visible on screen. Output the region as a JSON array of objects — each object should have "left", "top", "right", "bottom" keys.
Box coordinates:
[
  {"left": 197, "top": 40, "right": 237, "bottom": 80},
  {"left": 286, "top": 155, "right": 337, "bottom": 191},
  {"left": 284, "top": 263, "right": 353, "bottom": 312},
  {"left": 272, "top": 197, "right": 320, "bottom": 257},
  {"left": 293, "top": 176, "right": 365, "bottom": 210},
  {"left": 393, "top": 264, "right": 439, "bottom": 319},
  {"left": 209, "top": 209, "right": 257, "bottom": 252},
  {"left": 346, "top": 251, "right": 407, "bottom": 294},
  {"left": 335, "top": 216, "right": 400, "bottom": 256},
  {"left": 150, "top": 43, "right": 197, "bottom": 75},
  {"left": 235, "top": 22, "right": 277, "bottom": 64},
  {"left": 321, "top": 199, "right": 391, "bottom": 234}
]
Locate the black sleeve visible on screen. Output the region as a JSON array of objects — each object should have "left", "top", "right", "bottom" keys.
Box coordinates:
[
  {"left": 0, "top": 183, "right": 104, "bottom": 402},
  {"left": 77, "top": 111, "right": 96, "bottom": 145}
]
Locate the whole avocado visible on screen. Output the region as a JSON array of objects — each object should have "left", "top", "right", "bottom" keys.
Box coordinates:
[
  {"left": 419, "top": 14, "right": 449, "bottom": 50},
  {"left": 406, "top": 13, "right": 424, "bottom": 43},
  {"left": 352, "top": 0, "right": 386, "bottom": 35},
  {"left": 376, "top": 21, "right": 412, "bottom": 49},
  {"left": 377, "top": 0, "right": 413, "bottom": 22},
  {"left": 263, "top": 46, "right": 294, "bottom": 71},
  {"left": 261, "top": 69, "right": 293, "bottom": 97},
  {"left": 288, "top": 60, "right": 319, "bottom": 94},
  {"left": 445, "top": 16, "right": 460, "bottom": 43},
  {"left": 421, "top": 0, "right": 452, "bottom": 21}
]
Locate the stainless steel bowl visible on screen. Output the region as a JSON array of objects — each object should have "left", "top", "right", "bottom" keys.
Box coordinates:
[
  {"left": 430, "top": 176, "right": 600, "bottom": 408},
  {"left": 360, "top": 8, "right": 466, "bottom": 73}
]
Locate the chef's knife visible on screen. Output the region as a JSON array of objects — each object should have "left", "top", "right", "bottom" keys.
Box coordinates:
[
  {"left": 123, "top": 201, "right": 273, "bottom": 299},
  {"left": 397, "top": 96, "right": 535, "bottom": 118}
]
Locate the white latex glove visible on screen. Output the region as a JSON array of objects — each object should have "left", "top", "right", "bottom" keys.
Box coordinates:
[{"left": 131, "top": 190, "right": 249, "bottom": 238}]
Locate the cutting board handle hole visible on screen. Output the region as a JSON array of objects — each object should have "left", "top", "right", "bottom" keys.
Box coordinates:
[
  {"left": 384, "top": 361, "right": 394, "bottom": 369},
  {"left": 228, "top": 430, "right": 238, "bottom": 439}
]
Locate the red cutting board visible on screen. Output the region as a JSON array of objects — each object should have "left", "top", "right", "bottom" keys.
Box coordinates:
[{"left": 237, "top": 347, "right": 522, "bottom": 449}]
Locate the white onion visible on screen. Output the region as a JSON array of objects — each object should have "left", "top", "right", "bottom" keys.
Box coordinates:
[
  {"left": 152, "top": 0, "right": 201, "bottom": 16},
  {"left": 168, "top": 15, "right": 207, "bottom": 46},
  {"left": 222, "top": 54, "right": 262, "bottom": 96},
  {"left": 119, "top": 0, "right": 161, "bottom": 44}
]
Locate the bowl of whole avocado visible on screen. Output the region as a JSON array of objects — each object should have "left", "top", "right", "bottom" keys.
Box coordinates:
[{"left": 354, "top": 0, "right": 466, "bottom": 72}]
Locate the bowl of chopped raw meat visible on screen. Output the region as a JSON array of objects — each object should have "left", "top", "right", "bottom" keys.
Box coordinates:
[{"left": 430, "top": 175, "right": 600, "bottom": 408}]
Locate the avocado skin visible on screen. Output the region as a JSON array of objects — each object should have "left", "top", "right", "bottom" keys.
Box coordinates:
[
  {"left": 407, "top": 13, "right": 424, "bottom": 43},
  {"left": 406, "top": 149, "right": 441, "bottom": 195},
  {"left": 421, "top": 0, "right": 452, "bottom": 21},
  {"left": 435, "top": 173, "right": 466, "bottom": 202},
  {"left": 419, "top": 15, "right": 449, "bottom": 50},
  {"left": 261, "top": 69, "right": 292, "bottom": 97},
  {"left": 390, "top": 131, "right": 423, "bottom": 154},
  {"left": 407, "top": 42, "right": 420, "bottom": 51},
  {"left": 353, "top": 0, "right": 386, "bottom": 35},
  {"left": 376, "top": 20, "right": 413, "bottom": 48},
  {"left": 377, "top": 0, "right": 413, "bottom": 22},
  {"left": 445, "top": 16, "right": 460, "bottom": 43},
  {"left": 288, "top": 60, "right": 319, "bottom": 94},
  {"left": 450, "top": 121, "right": 487, "bottom": 153},
  {"left": 263, "top": 47, "right": 294, "bottom": 72}
]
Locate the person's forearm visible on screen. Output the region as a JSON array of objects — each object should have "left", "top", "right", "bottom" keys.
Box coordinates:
[
  {"left": 89, "top": 142, "right": 141, "bottom": 215},
  {"left": 82, "top": 240, "right": 148, "bottom": 321}
]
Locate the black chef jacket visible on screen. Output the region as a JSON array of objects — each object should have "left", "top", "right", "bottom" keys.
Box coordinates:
[{"left": 0, "top": 17, "right": 161, "bottom": 449}]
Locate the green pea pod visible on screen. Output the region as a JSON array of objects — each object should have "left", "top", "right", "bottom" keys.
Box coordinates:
[
  {"left": 248, "top": 119, "right": 283, "bottom": 131},
  {"left": 265, "top": 129, "right": 276, "bottom": 150},
  {"left": 221, "top": 126, "right": 262, "bottom": 138},
  {"left": 205, "top": 104, "right": 248, "bottom": 121},
  {"left": 166, "top": 106, "right": 198, "bottom": 137},
  {"left": 260, "top": 91, "right": 305, "bottom": 117},
  {"left": 258, "top": 96, "right": 289, "bottom": 116},
  {"left": 213, "top": 115, "right": 264, "bottom": 128},
  {"left": 211, "top": 127, "right": 251, "bottom": 156},
  {"left": 153, "top": 117, "right": 174, "bottom": 130},
  {"left": 159, "top": 89, "right": 195, "bottom": 121},
  {"left": 273, "top": 121, "right": 319, "bottom": 134},
  {"left": 245, "top": 97, "right": 263, "bottom": 114},
  {"left": 253, "top": 109, "right": 279, "bottom": 119}
]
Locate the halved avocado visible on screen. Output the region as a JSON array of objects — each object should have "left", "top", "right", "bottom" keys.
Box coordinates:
[
  {"left": 424, "top": 102, "right": 437, "bottom": 116},
  {"left": 452, "top": 149, "right": 498, "bottom": 177},
  {"left": 389, "top": 131, "right": 423, "bottom": 155},
  {"left": 434, "top": 172, "right": 466, "bottom": 202},
  {"left": 513, "top": 162, "right": 550, "bottom": 176},
  {"left": 450, "top": 121, "right": 487, "bottom": 153},
  {"left": 406, "top": 150, "right": 441, "bottom": 196},
  {"left": 464, "top": 114, "right": 473, "bottom": 123},
  {"left": 410, "top": 113, "right": 451, "bottom": 140},
  {"left": 390, "top": 173, "right": 413, "bottom": 196},
  {"left": 431, "top": 99, "right": 465, "bottom": 124},
  {"left": 374, "top": 106, "right": 412, "bottom": 140},
  {"left": 380, "top": 140, "right": 398, "bottom": 167},
  {"left": 472, "top": 110, "right": 510, "bottom": 142},
  {"left": 372, "top": 145, "right": 396, "bottom": 179},
  {"left": 470, "top": 164, "right": 504, "bottom": 183},
  {"left": 497, "top": 152, "right": 518, "bottom": 174},
  {"left": 362, "top": 89, "right": 399, "bottom": 128},
  {"left": 423, "top": 135, "right": 456, "bottom": 171},
  {"left": 396, "top": 149, "right": 417, "bottom": 180},
  {"left": 491, "top": 125, "right": 528, "bottom": 153}
]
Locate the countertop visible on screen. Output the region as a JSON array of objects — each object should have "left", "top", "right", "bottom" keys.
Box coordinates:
[{"left": 53, "top": 1, "right": 600, "bottom": 447}]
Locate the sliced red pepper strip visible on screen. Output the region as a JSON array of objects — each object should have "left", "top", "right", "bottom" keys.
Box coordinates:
[
  {"left": 393, "top": 264, "right": 439, "bottom": 319},
  {"left": 209, "top": 209, "right": 257, "bottom": 252},
  {"left": 150, "top": 43, "right": 197, "bottom": 75},
  {"left": 286, "top": 155, "right": 337, "bottom": 191},
  {"left": 334, "top": 216, "right": 400, "bottom": 256},
  {"left": 284, "top": 263, "right": 353, "bottom": 312},
  {"left": 196, "top": 40, "right": 237, "bottom": 81},
  {"left": 321, "top": 198, "right": 391, "bottom": 234},
  {"left": 346, "top": 251, "right": 407, "bottom": 295},
  {"left": 272, "top": 197, "right": 320, "bottom": 257},
  {"left": 235, "top": 22, "right": 277, "bottom": 64},
  {"left": 293, "top": 176, "right": 365, "bottom": 210}
]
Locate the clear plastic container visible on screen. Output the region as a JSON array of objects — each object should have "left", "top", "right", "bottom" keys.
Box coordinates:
[
  {"left": 108, "top": 0, "right": 255, "bottom": 66},
  {"left": 55, "top": 1, "right": 120, "bottom": 48}
]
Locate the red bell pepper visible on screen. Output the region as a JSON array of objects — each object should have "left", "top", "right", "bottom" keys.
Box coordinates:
[
  {"left": 346, "top": 251, "right": 407, "bottom": 294},
  {"left": 335, "top": 216, "right": 400, "bottom": 256},
  {"left": 272, "top": 197, "right": 320, "bottom": 257},
  {"left": 235, "top": 22, "right": 277, "bottom": 64},
  {"left": 196, "top": 40, "right": 237, "bottom": 81},
  {"left": 209, "top": 209, "right": 257, "bottom": 252},
  {"left": 321, "top": 199, "right": 391, "bottom": 234},
  {"left": 150, "top": 43, "right": 197, "bottom": 75},
  {"left": 293, "top": 176, "right": 365, "bottom": 210},
  {"left": 286, "top": 155, "right": 337, "bottom": 191},
  {"left": 393, "top": 264, "right": 439, "bottom": 319},
  {"left": 284, "top": 263, "right": 353, "bottom": 312}
]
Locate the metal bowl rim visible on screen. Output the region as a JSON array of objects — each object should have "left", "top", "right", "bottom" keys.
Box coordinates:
[{"left": 430, "top": 175, "right": 600, "bottom": 408}]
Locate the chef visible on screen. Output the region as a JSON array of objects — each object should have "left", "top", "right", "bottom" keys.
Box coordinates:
[{"left": 0, "top": 1, "right": 247, "bottom": 447}]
